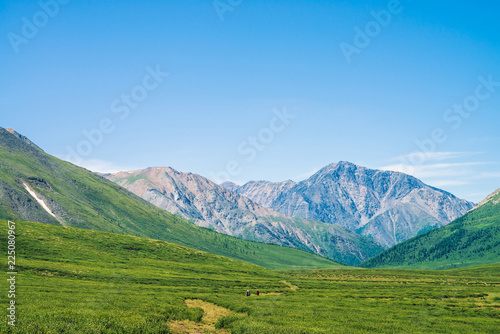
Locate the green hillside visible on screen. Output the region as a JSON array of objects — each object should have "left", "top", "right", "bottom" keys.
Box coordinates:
[
  {"left": 1, "top": 220, "right": 499, "bottom": 333},
  {"left": 360, "top": 189, "right": 500, "bottom": 270},
  {"left": 0, "top": 128, "right": 340, "bottom": 270}
]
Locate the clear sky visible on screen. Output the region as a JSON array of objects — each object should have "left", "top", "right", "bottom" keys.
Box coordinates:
[{"left": 1, "top": 0, "right": 500, "bottom": 203}]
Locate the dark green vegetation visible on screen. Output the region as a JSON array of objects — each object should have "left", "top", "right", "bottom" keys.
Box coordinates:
[
  {"left": 1, "top": 221, "right": 499, "bottom": 333},
  {"left": 0, "top": 128, "right": 340, "bottom": 270},
  {"left": 248, "top": 215, "right": 384, "bottom": 266},
  {"left": 361, "top": 189, "right": 500, "bottom": 270}
]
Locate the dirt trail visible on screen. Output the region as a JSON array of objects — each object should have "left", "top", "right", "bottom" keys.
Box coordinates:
[
  {"left": 168, "top": 299, "right": 236, "bottom": 334},
  {"left": 169, "top": 282, "right": 299, "bottom": 332},
  {"left": 281, "top": 280, "right": 299, "bottom": 291}
]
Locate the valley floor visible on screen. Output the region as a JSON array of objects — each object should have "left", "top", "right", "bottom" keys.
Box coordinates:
[{"left": 1, "top": 221, "right": 499, "bottom": 333}]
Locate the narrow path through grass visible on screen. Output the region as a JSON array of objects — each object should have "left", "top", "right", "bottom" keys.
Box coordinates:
[
  {"left": 168, "top": 299, "right": 237, "bottom": 334},
  {"left": 281, "top": 280, "right": 299, "bottom": 291}
]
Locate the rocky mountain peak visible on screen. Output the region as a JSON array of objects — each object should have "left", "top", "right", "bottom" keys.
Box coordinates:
[
  {"left": 1, "top": 127, "right": 41, "bottom": 151},
  {"left": 313, "top": 161, "right": 365, "bottom": 178},
  {"left": 474, "top": 188, "right": 500, "bottom": 209},
  {"left": 233, "top": 162, "right": 474, "bottom": 248}
]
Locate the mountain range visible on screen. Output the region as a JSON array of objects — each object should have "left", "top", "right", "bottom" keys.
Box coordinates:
[
  {"left": 103, "top": 167, "right": 384, "bottom": 265},
  {"left": 222, "top": 162, "right": 474, "bottom": 247},
  {"left": 2, "top": 126, "right": 496, "bottom": 270}
]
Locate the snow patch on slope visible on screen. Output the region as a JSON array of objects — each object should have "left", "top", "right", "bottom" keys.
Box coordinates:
[{"left": 23, "top": 182, "right": 58, "bottom": 220}]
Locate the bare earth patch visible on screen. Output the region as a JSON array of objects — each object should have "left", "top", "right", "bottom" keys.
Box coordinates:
[
  {"left": 281, "top": 280, "right": 298, "bottom": 291},
  {"left": 168, "top": 299, "right": 236, "bottom": 334}
]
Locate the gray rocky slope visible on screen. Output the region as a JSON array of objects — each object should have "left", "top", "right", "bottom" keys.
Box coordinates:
[
  {"left": 223, "top": 161, "right": 474, "bottom": 247},
  {"left": 104, "top": 167, "right": 384, "bottom": 265}
]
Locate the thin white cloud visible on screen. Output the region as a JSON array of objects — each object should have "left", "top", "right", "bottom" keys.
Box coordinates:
[
  {"left": 473, "top": 171, "right": 500, "bottom": 179},
  {"left": 392, "top": 151, "right": 482, "bottom": 164},
  {"left": 291, "top": 167, "right": 320, "bottom": 181},
  {"left": 466, "top": 192, "right": 488, "bottom": 199},
  {"left": 382, "top": 151, "right": 497, "bottom": 201},
  {"left": 380, "top": 162, "right": 488, "bottom": 179},
  {"left": 58, "top": 156, "right": 140, "bottom": 174},
  {"left": 430, "top": 180, "right": 470, "bottom": 187}
]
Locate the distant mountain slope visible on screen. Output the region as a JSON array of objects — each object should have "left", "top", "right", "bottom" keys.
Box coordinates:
[
  {"left": 225, "top": 161, "right": 474, "bottom": 247},
  {"left": 0, "top": 127, "right": 342, "bottom": 270},
  {"left": 104, "top": 168, "right": 384, "bottom": 265},
  {"left": 360, "top": 188, "right": 500, "bottom": 270},
  {"left": 219, "top": 181, "right": 240, "bottom": 192},
  {"left": 233, "top": 179, "right": 296, "bottom": 208}
]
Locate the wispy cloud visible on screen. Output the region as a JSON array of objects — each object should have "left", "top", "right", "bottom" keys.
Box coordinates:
[
  {"left": 291, "top": 167, "right": 321, "bottom": 181},
  {"left": 380, "top": 162, "right": 489, "bottom": 179},
  {"left": 58, "top": 156, "right": 140, "bottom": 174},
  {"left": 392, "top": 151, "right": 483, "bottom": 164},
  {"left": 431, "top": 180, "right": 470, "bottom": 187},
  {"left": 465, "top": 192, "right": 487, "bottom": 200},
  {"left": 381, "top": 151, "right": 493, "bottom": 195},
  {"left": 472, "top": 171, "right": 500, "bottom": 179}
]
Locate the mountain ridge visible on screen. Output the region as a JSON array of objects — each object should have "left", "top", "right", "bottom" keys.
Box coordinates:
[
  {"left": 223, "top": 161, "right": 474, "bottom": 247},
  {"left": 104, "top": 166, "right": 384, "bottom": 265}
]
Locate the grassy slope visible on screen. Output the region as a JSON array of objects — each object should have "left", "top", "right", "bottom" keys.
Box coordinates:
[
  {"left": 0, "top": 130, "right": 341, "bottom": 270},
  {"left": 360, "top": 190, "right": 500, "bottom": 270},
  {"left": 1, "top": 221, "right": 499, "bottom": 333}
]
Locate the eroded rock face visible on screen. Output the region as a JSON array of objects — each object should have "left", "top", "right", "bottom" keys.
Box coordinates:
[
  {"left": 474, "top": 188, "right": 500, "bottom": 209},
  {"left": 4, "top": 128, "right": 41, "bottom": 149},
  {"left": 230, "top": 180, "right": 296, "bottom": 208},
  {"left": 229, "top": 161, "right": 474, "bottom": 248},
  {"left": 104, "top": 167, "right": 384, "bottom": 265}
]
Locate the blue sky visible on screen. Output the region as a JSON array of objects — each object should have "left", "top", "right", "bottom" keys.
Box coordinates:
[{"left": 1, "top": 0, "right": 500, "bottom": 202}]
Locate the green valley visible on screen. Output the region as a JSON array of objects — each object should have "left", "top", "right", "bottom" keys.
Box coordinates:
[
  {"left": 1, "top": 220, "right": 499, "bottom": 333},
  {"left": 3, "top": 2, "right": 500, "bottom": 333}
]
